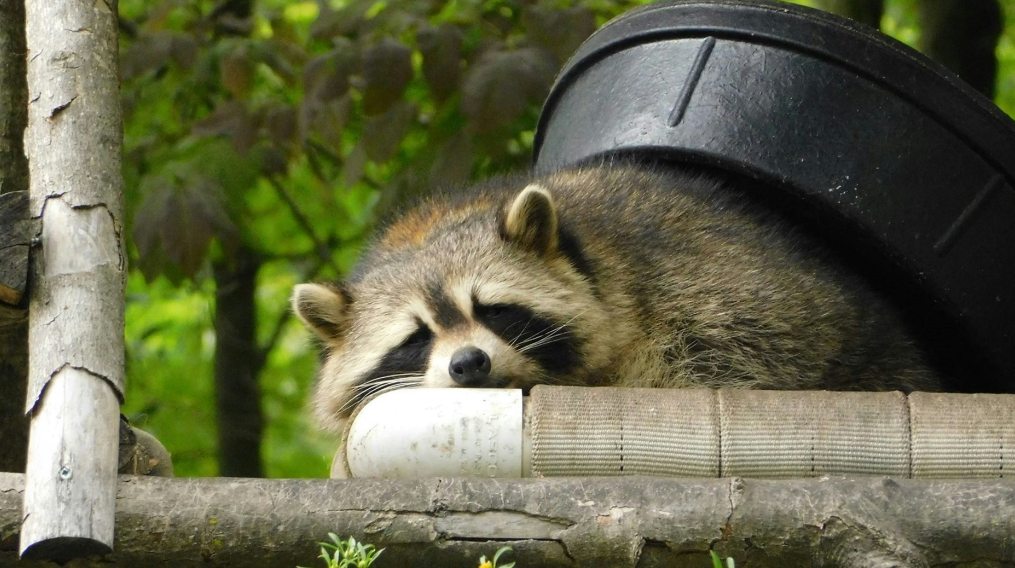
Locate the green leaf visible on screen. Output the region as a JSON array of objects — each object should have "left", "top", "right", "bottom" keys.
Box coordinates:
[
  {"left": 309, "top": 1, "right": 373, "bottom": 40},
  {"left": 220, "top": 43, "right": 255, "bottom": 99},
  {"left": 522, "top": 6, "right": 597, "bottom": 63},
  {"left": 493, "top": 545, "right": 514, "bottom": 567},
  {"left": 461, "top": 46, "right": 558, "bottom": 132},
  {"left": 304, "top": 41, "right": 359, "bottom": 103},
  {"left": 265, "top": 104, "right": 298, "bottom": 148},
  {"left": 342, "top": 142, "right": 369, "bottom": 187},
  {"left": 191, "top": 101, "right": 259, "bottom": 153},
  {"left": 428, "top": 131, "right": 474, "bottom": 187},
  {"left": 302, "top": 94, "right": 353, "bottom": 149},
  {"left": 132, "top": 175, "right": 237, "bottom": 281},
  {"left": 169, "top": 34, "right": 199, "bottom": 69},
  {"left": 418, "top": 23, "right": 463, "bottom": 102},
  {"left": 120, "top": 31, "right": 176, "bottom": 80},
  {"left": 709, "top": 550, "right": 735, "bottom": 568},
  {"left": 363, "top": 101, "right": 416, "bottom": 162},
  {"left": 362, "top": 38, "right": 413, "bottom": 115}
]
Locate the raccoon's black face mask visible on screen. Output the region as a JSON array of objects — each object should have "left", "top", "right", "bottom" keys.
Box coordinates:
[{"left": 292, "top": 183, "right": 606, "bottom": 431}]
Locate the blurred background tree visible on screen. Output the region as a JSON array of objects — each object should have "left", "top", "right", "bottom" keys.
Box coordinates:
[
  {"left": 117, "top": 0, "right": 636, "bottom": 477},
  {"left": 105, "top": 0, "right": 1015, "bottom": 478}
]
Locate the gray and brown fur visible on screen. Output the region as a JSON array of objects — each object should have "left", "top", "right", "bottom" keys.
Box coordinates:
[{"left": 293, "top": 164, "right": 941, "bottom": 432}]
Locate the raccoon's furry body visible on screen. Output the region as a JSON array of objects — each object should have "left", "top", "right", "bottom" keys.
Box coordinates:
[{"left": 293, "top": 164, "right": 941, "bottom": 432}]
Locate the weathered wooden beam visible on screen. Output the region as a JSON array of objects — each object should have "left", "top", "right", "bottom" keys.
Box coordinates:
[
  {"left": 1, "top": 474, "right": 1013, "bottom": 567},
  {"left": 20, "top": 0, "right": 125, "bottom": 561},
  {"left": 0, "top": 191, "right": 28, "bottom": 306}
]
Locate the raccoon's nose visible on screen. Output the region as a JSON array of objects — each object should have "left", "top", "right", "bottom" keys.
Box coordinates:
[{"left": 449, "top": 347, "right": 492, "bottom": 387}]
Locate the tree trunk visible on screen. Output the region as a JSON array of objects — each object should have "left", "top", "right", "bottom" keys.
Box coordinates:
[
  {"left": 812, "top": 0, "right": 884, "bottom": 29},
  {"left": 2, "top": 473, "right": 1014, "bottom": 567},
  {"left": 213, "top": 246, "right": 265, "bottom": 477},
  {"left": 0, "top": 0, "right": 29, "bottom": 474},
  {"left": 918, "top": 0, "right": 1002, "bottom": 98}
]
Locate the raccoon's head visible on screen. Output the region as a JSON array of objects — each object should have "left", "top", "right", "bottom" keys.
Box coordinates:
[{"left": 293, "top": 183, "right": 611, "bottom": 431}]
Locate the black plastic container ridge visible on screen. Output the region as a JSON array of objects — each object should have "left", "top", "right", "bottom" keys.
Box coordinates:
[{"left": 533, "top": 0, "right": 1015, "bottom": 391}]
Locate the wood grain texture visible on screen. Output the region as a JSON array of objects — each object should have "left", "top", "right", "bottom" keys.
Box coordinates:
[
  {"left": 2, "top": 474, "right": 1014, "bottom": 567},
  {"left": 19, "top": 370, "right": 119, "bottom": 562},
  {"left": 21, "top": 0, "right": 124, "bottom": 560}
]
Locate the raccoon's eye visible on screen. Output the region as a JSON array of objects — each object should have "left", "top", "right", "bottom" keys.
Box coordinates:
[
  {"left": 474, "top": 303, "right": 509, "bottom": 320},
  {"left": 401, "top": 326, "right": 432, "bottom": 348},
  {"left": 475, "top": 303, "right": 533, "bottom": 329}
]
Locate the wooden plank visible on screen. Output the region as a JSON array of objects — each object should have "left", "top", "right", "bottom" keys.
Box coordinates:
[
  {"left": 2, "top": 474, "right": 1014, "bottom": 567},
  {"left": 0, "top": 191, "right": 29, "bottom": 306}
]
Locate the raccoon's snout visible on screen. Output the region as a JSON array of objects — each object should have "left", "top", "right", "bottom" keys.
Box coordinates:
[{"left": 449, "top": 346, "right": 492, "bottom": 387}]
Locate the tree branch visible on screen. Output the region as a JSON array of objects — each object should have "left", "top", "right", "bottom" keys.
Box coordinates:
[{"left": 266, "top": 175, "right": 342, "bottom": 273}]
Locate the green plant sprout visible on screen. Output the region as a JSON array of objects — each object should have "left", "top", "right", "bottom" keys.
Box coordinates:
[
  {"left": 710, "top": 550, "right": 735, "bottom": 568},
  {"left": 477, "top": 545, "right": 515, "bottom": 568},
  {"left": 300, "top": 537, "right": 732, "bottom": 567},
  {"left": 299, "top": 533, "right": 384, "bottom": 568}
]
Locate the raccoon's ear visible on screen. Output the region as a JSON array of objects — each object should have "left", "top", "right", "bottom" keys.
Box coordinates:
[
  {"left": 291, "top": 283, "right": 350, "bottom": 341},
  {"left": 500, "top": 183, "right": 558, "bottom": 256}
]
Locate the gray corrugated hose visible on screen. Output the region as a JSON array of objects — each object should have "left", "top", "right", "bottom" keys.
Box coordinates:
[{"left": 337, "top": 386, "right": 1014, "bottom": 479}]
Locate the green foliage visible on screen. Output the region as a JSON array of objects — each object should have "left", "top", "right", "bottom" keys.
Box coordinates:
[
  {"left": 119, "top": 0, "right": 1015, "bottom": 478},
  {"left": 299, "top": 534, "right": 384, "bottom": 568},
  {"left": 119, "top": 0, "right": 653, "bottom": 476},
  {"left": 477, "top": 546, "right": 515, "bottom": 568},
  {"left": 996, "top": 0, "right": 1015, "bottom": 115},
  {"left": 710, "top": 550, "right": 735, "bottom": 568}
]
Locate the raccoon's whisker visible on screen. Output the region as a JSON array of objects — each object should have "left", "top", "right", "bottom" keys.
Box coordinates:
[
  {"left": 518, "top": 329, "right": 570, "bottom": 353},
  {"left": 506, "top": 319, "right": 535, "bottom": 349},
  {"left": 352, "top": 377, "right": 424, "bottom": 398},
  {"left": 510, "top": 310, "right": 585, "bottom": 350},
  {"left": 349, "top": 373, "right": 422, "bottom": 391},
  {"left": 516, "top": 312, "right": 585, "bottom": 353},
  {"left": 337, "top": 374, "right": 424, "bottom": 416},
  {"left": 518, "top": 325, "right": 572, "bottom": 352}
]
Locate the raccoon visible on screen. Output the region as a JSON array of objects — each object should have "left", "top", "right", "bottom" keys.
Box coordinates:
[{"left": 292, "top": 164, "right": 941, "bottom": 432}]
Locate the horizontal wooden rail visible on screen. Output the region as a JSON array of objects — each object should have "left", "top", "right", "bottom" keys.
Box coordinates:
[{"left": 1, "top": 473, "right": 1013, "bottom": 567}]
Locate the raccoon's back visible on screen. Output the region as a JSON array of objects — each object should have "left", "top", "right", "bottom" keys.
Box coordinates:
[{"left": 542, "top": 165, "right": 942, "bottom": 392}]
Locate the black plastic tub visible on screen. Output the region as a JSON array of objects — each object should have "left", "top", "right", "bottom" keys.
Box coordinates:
[{"left": 533, "top": 0, "right": 1015, "bottom": 391}]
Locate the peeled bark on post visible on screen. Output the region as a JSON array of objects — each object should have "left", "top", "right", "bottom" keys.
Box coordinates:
[
  {"left": 0, "top": 0, "right": 30, "bottom": 474},
  {"left": 19, "top": 0, "right": 124, "bottom": 562}
]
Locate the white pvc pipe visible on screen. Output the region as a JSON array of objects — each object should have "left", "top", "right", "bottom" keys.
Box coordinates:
[
  {"left": 344, "top": 389, "right": 525, "bottom": 478},
  {"left": 342, "top": 387, "right": 1015, "bottom": 480}
]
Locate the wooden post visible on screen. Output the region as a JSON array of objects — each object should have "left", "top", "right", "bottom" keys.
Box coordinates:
[{"left": 19, "top": 0, "right": 125, "bottom": 561}]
